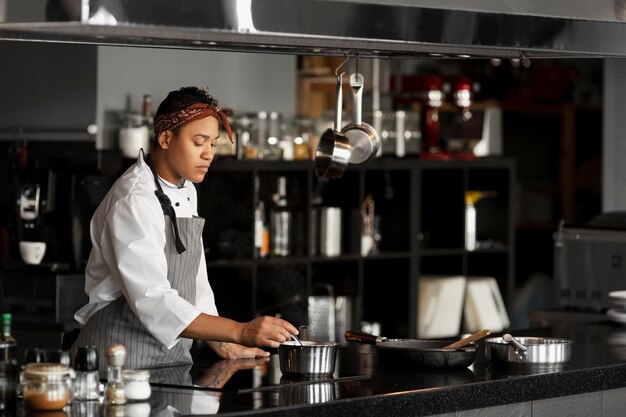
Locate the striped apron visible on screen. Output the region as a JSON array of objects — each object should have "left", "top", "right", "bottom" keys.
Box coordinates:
[{"left": 73, "top": 158, "right": 205, "bottom": 374}]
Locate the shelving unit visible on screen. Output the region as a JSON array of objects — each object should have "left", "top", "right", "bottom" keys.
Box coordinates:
[{"left": 198, "top": 157, "right": 515, "bottom": 338}]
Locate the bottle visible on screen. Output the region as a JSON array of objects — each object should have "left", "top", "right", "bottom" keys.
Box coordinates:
[
  {"left": 141, "top": 94, "right": 154, "bottom": 147},
  {"left": 271, "top": 176, "right": 291, "bottom": 256},
  {"left": 293, "top": 135, "right": 310, "bottom": 160},
  {"left": 253, "top": 177, "right": 265, "bottom": 258},
  {"left": 255, "top": 111, "right": 268, "bottom": 160},
  {"left": 0, "top": 313, "right": 16, "bottom": 412},
  {"left": 104, "top": 344, "right": 126, "bottom": 405},
  {"left": 264, "top": 112, "right": 283, "bottom": 160},
  {"left": 0, "top": 314, "right": 16, "bottom": 366}
]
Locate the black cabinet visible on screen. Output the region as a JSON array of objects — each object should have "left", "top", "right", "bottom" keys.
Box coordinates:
[
  {"left": 0, "top": 40, "right": 97, "bottom": 138},
  {"left": 198, "top": 158, "right": 515, "bottom": 338},
  {"left": 0, "top": 270, "right": 87, "bottom": 328}
]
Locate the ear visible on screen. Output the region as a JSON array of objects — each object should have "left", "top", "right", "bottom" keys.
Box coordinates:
[{"left": 157, "top": 130, "right": 172, "bottom": 149}]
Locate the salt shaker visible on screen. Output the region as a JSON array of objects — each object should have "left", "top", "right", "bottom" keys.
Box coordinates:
[
  {"left": 74, "top": 346, "right": 101, "bottom": 401},
  {"left": 104, "top": 344, "right": 126, "bottom": 405}
]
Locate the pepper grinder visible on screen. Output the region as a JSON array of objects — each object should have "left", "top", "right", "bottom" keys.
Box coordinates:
[
  {"left": 74, "top": 346, "right": 101, "bottom": 401},
  {"left": 104, "top": 344, "right": 126, "bottom": 405}
]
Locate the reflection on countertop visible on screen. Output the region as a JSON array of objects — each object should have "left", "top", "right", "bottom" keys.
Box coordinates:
[
  {"left": 123, "top": 316, "right": 621, "bottom": 416},
  {"left": 21, "top": 316, "right": 626, "bottom": 417}
]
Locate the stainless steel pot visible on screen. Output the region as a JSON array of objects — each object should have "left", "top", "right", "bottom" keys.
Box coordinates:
[
  {"left": 485, "top": 335, "right": 573, "bottom": 365},
  {"left": 315, "top": 74, "right": 351, "bottom": 179},
  {"left": 342, "top": 72, "right": 380, "bottom": 164},
  {"left": 278, "top": 341, "right": 338, "bottom": 376}
]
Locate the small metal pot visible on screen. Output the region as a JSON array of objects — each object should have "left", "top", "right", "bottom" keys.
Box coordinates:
[
  {"left": 342, "top": 72, "right": 380, "bottom": 164},
  {"left": 278, "top": 341, "right": 338, "bottom": 376},
  {"left": 315, "top": 74, "right": 352, "bottom": 179},
  {"left": 485, "top": 335, "right": 573, "bottom": 366}
]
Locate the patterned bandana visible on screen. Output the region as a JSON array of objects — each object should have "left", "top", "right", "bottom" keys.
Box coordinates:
[{"left": 153, "top": 102, "right": 233, "bottom": 143}]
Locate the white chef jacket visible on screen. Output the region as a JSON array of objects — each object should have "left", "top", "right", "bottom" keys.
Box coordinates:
[{"left": 74, "top": 151, "right": 218, "bottom": 349}]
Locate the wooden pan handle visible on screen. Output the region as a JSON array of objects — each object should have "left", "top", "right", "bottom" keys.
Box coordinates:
[
  {"left": 344, "top": 330, "right": 387, "bottom": 345},
  {"left": 444, "top": 329, "right": 492, "bottom": 349}
]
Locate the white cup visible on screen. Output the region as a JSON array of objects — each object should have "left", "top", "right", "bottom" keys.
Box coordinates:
[{"left": 19, "top": 241, "right": 46, "bottom": 264}]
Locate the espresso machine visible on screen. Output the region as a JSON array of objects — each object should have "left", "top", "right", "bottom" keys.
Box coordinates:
[
  {"left": 11, "top": 170, "right": 73, "bottom": 269},
  {"left": 10, "top": 170, "right": 112, "bottom": 271}
]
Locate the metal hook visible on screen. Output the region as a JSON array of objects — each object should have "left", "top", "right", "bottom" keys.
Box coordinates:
[
  {"left": 335, "top": 56, "right": 350, "bottom": 78},
  {"left": 520, "top": 51, "right": 531, "bottom": 68}
]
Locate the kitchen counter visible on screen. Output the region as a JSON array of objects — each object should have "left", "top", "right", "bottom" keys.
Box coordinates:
[
  {"left": 15, "top": 318, "right": 626, "bottom": 417},
  {"left": 110, "top": 318, "right": 626, "bottom": 417}
]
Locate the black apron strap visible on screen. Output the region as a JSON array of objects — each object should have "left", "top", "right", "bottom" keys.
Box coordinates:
[{"left": 145, "top": 154, "right": 187, "bottom": 254}]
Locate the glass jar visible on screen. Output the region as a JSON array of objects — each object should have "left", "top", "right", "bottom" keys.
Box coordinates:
[
  {"left": 22, "top": 363, "right": 72, "bottom": 410},
  {"left": 121, "top": 370, "right": 151, "bottom": 401}
]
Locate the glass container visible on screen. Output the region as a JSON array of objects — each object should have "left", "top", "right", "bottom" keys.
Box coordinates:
[
  {"left": 22, "top": 363, "right": 72, "bottom": 410},
  {"left": 121, "top": 369, "right": 151, "bottom": 401},
  {"left": 74, "top": 346, "right": 101, "bottom": 401},
  {"left": 104, "top": 344, "right": 126, "bottom": 405}
]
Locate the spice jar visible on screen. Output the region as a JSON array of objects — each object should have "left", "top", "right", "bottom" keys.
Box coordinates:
[
  {"left": 104, "top": 344, "right": 126, "bottom": 405},
  {"left": 22, "top": 363, "right": 72, "bottom": 410},
  {"left": 121, "top": 370, "right": 151, "bottom": 401}
]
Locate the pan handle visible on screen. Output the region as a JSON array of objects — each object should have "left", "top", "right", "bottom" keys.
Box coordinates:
[
  {"left": 334, "top": 73, "right": 344, "bottom": 131},
  {"left": 345, "top": 329, "right": 387, "bottom": 345}
]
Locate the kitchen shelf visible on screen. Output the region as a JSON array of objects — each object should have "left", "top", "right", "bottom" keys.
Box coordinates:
[
  {"left": 198, "top": 157, "right": 515, "bottom": 338},
  {"left": 362, "top": 252, "right": 412, "bottom": 260}
]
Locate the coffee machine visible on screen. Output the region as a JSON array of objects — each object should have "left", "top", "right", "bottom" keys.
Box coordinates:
[
  {"left": 12, "top": 170, "right": 73, "bottom": 269},
  {"left": 9, "top": 169, "right": 112, "bottom": 271}
]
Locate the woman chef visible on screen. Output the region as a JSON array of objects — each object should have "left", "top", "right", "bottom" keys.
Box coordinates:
[{"left": 72, "top": 86, "right": 298, "bottom": 372}]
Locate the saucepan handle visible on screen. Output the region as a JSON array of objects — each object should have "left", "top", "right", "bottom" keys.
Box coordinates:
[
  {"left": 345, "top": 329, "right": 387, "bottom": 345},
  {"left": 334, "top": 74, "right": 343, "bottom": 131}
]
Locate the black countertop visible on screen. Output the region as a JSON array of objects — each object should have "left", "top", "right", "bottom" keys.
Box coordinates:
[{"left": 126, "top": 318, "right": 626, "bottom": 417}]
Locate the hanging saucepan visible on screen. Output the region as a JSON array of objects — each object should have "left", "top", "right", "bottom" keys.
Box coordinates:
[
  {"left": 342, "top": 72, "right": 380, "bottom": 164},
  {"left": 314, "top": 74, "right": 352, "bottom": 179},
  {"left": 345, "top": 330, "right": 478, "bottom": 369}
]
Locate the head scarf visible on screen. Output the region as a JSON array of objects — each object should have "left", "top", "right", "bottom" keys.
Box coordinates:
[{"left": 153, "top": 102, "right": 233, "bottom": 143}]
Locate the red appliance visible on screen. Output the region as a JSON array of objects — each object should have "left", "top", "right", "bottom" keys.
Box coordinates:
[{"left": 392, "top": 74, "right": 478, "bottom": 160}]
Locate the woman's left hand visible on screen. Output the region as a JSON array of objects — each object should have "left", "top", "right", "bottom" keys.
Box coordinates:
[{"left": 208, "top": 341, "right": 269, "bottom": 359}]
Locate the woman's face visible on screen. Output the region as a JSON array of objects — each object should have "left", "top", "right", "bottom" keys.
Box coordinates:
[{"left": 159, "top": 116, "right": 220, "bottom": 184}]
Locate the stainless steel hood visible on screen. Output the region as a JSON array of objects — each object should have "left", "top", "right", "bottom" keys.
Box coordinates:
[{"left": 3, "top": 0, "right": 626, "bottom": 58}]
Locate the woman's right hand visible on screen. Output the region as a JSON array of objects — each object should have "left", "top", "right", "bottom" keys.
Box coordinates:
[{"left": 239, "top": 316, "right": 298, "bottom": 348}]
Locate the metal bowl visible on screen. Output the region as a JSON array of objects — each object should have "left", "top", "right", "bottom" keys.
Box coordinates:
[
  {"left": 485, "top": 336, "right": 573, "bottom": 365},
  {"left": 278, "top": 341, "right": 338, "bottom": 376}
]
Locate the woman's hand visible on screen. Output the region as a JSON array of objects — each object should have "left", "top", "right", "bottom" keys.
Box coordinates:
[
  {"left": 182, "top": 313, "right": 298, "bottom": 349},
  {"left": 195, "top": 356, "right": 268, "bottom": 389},
  {"left": 238, "top": 316, "right": 299, "bottom": 349},
  {"left": 208, "top": 341, "right": 269, "bottom": 359}
]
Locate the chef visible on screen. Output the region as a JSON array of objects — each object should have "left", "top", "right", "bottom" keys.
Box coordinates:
[{"left": 72, "top": 86, "right": 298, "bottom": 372}]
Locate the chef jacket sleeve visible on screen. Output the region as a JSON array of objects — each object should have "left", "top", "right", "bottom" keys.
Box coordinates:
[{"left": 102, "top": 192, "right": 201, "bottom": 348}]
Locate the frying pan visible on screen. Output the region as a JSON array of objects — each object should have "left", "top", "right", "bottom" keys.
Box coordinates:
[
  {"left": 314, "top": 73, "right": 352, "bottom": 179},
  {"left": 345, "top": 330, "right": 478, "bottom": 369},
  {"left": 342, "top": 72, "right": 380, "bottom": 164}
]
